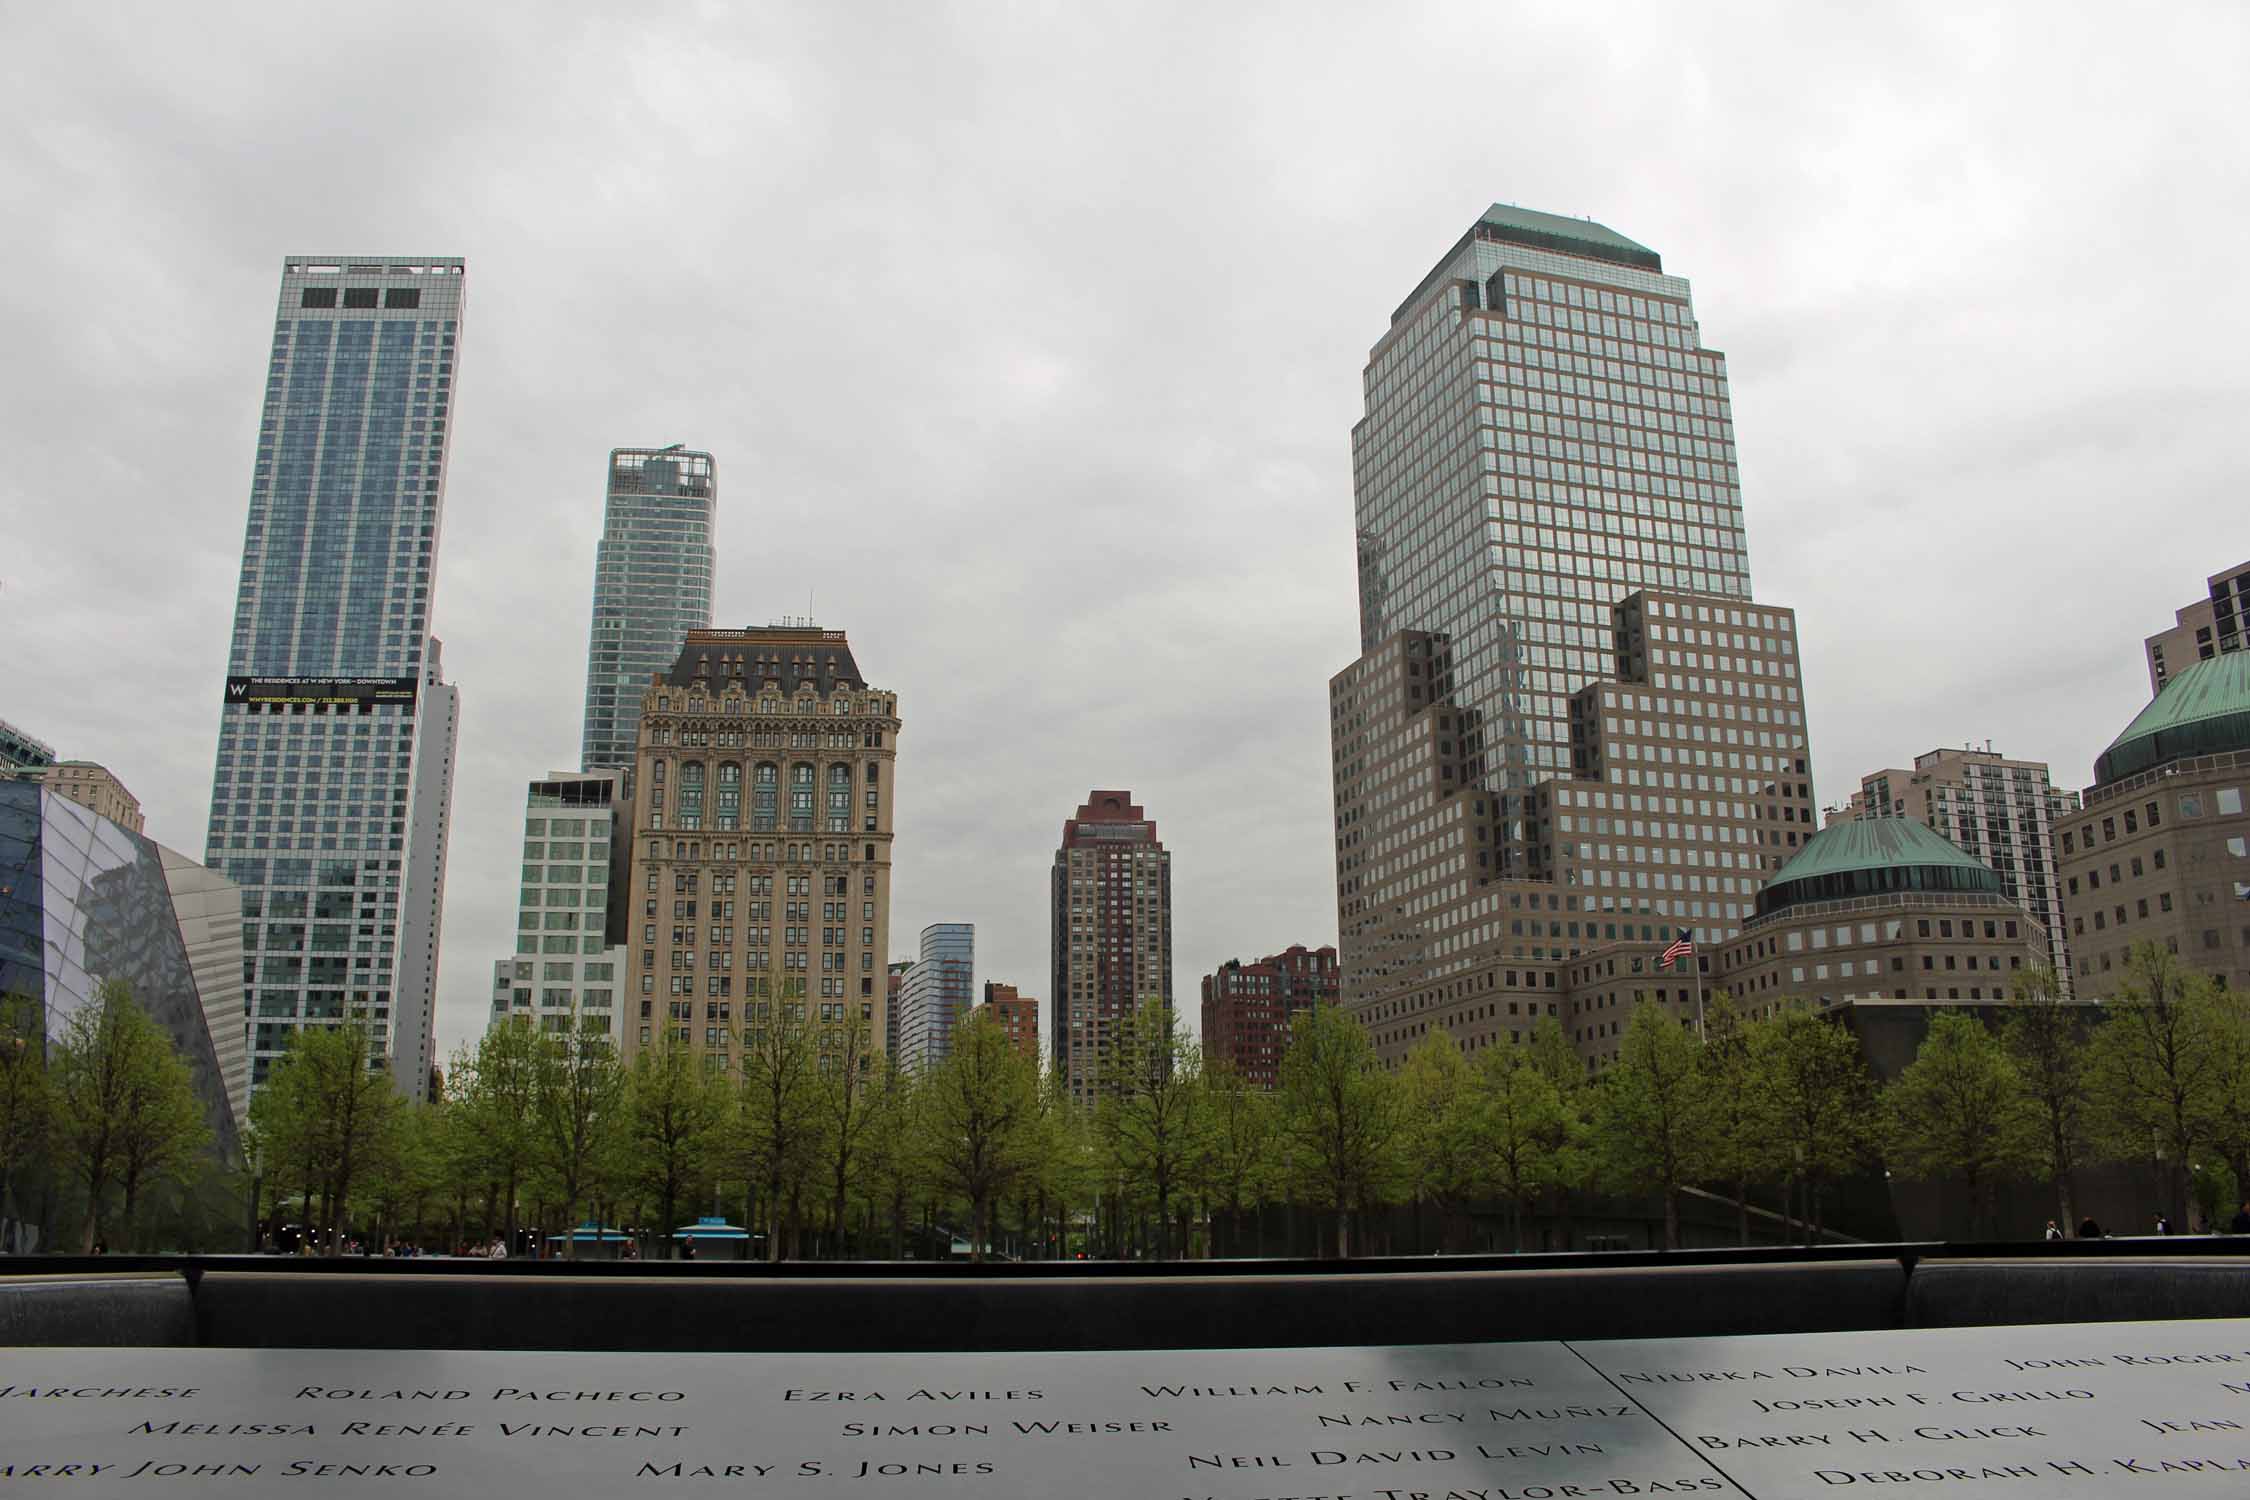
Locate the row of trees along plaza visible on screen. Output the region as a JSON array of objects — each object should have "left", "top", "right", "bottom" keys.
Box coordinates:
[{"left": 3, "top": 939, "right": 2247, "bottom": 1258}]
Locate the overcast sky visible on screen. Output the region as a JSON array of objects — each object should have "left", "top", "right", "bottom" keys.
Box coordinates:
[{"left": 4, "top": 4, "right": 2246, "bottom": 1065}]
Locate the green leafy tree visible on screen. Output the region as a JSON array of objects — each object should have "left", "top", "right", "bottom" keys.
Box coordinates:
[
  {"left": 1595, "top": 1001, "right": 1713, "bottom": 1249},
  {"left": 1526, "top": 1017, "right": 1596, "bottom": 1246},
  {"left": 1020, "top": 1063, "right": 1088, "bottom": 1261},
  {"left": 859, "top": 1056, "right": 927, "bottom": 1258},
  {"left": 1999, "top": 965, "right": 2092, "bottom": 1231},
  {"left": 736, "top": 995, "right": 822, "bottom": 1261},
  {"left": 1192, "top": 1059, "right": 1277, "bottom": 1257},
  {"left": 618, "top": 1033, "right": 727, "bottom": 1259},
  {"left": 1882, "top": 1011, "right": 2033, "bottom": 1238},
  {"left": 1397, "top": 1028, "right": 1478, "bottom": 1251},
  {"left": 2200, "top": 981, "right": 2250, "bottom": 1217},
  {"left": 531, "top": 1017, "right": 626, "bottom": 1257},
  {"left": 1469, "top": 1037, "right": 1562, "bottom": 1252},
  {"left": 1697, "top": 993, "right": 1777, "bottom": 1245},
  {"left": 53, "top": 980, "right": 211, "bottom": 1252},
  {"left": 114, "top": 1028, "right": 213, "bottom": 1250},
  {"left": 811, "top": 1018, "right": 879, "bottom": 1259},
  {"left": 1753, "top": 1005, "right": 1875, "bottom": 1244},
  {"left": 1095, "top": 1000, "right": 1205, "bottom": 1261},
  {"left": 1274, "top": 1002, "right": 1402, "bottom": 1258},
  {"left": 0, "top": 991, "right": 53, "bottom": 1253},
  {"left": 363, "top": 1100, "right": 444, "bottom": 1251},
  {"left": 2085, "top": 943, "right": 2225, "bottom": 1228},
  {"left": 923, "top": 1008, "right": 1038, "bottom": 1261},
  {"left": 250, "top": 1022, "right": 399, "bottom": 1251},
  {"left": 447, "top": 1021, "right": 542, "bottom": 1250}
]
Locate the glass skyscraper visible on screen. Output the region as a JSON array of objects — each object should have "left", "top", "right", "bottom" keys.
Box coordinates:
[
  {"left": 580, "top": 446, "right": 716, "bottom": 772},
  {"left": 203, "top": 256, "right": 466, "bottom": 1099},
  {"left": 1332, "top": 207, "right": 1814, "bottom": 1066},
  {"left": 1353, "top": 205, "right": 1749, "bottom": 809},
  {"left": 895, "top": 922, "right": 973, "bottom": 1072}
]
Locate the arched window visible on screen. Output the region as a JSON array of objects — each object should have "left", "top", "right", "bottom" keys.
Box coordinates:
[
  {"left": 827, "top": 764, "right": 851, "bottom": 832},
  {"left": 716, "top": 763, "right": 742, "bottom": 830},
  {"left": 753, "top": 763, "right": 778, "bottom": 832},
  {"left": 789, "top": 763, "right": 815, "bottom": 832}
]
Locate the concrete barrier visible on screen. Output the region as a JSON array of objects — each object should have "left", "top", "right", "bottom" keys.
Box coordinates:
[
  {"left": 187, "top": 1258, "right": 1909, "bottom": 1351},
  {"left": 4, "top": 1246, "right": 2246, "bottom": 1353}
]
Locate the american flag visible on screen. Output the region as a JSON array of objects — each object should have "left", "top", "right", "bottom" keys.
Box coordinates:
[{"left": 1660, "top": 928, "right": 1694, "bottom": 968}]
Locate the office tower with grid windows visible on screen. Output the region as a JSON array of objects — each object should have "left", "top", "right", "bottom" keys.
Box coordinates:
[
  {"left": 895, "top": 922, "right": 973, "bottom": 1071},
  {"left": 623, "top": 625, "right": 898, "bottom": 1074},
  {"left": 1333, "top": 209, "right": 1816, "bottom": 1071},
  {"left": 974, "top": 981, "right": 1041, "bottom": 1060},
  {"left": 2058, "top": 653, "right": 2250, "bottom": 999},
  {"left": 1051, "top": 790, "right": 1173, "bottom": 1103},
  {"left": 2145, "top": 559, "right": 2250, "bottom": 693},
  {"left": 490, "top": 770, "right": 629, "bottom": 1036},
  {"left": 1201, "top": 945, "right": 1338, "bottom": 1092},
  {"left": 1353, "top": 207, "right": 1750, "bottom": 820},
  {"left": 202, "top": 256, "right": 466, "bottom": 1100},
  {"left": 1828, "top": 745, "right": 2077, "bottom": 993},
  {"left": 582, "top": 447, "right": 717, "bottom": 774}
]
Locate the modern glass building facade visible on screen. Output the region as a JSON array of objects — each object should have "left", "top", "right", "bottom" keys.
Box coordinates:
[
  {"left": 490, "top": 770, "right": 627, "bottom": 1036},
  {"left": 895, "top": 922, "right": 973, "bottom": 1072},
  {"left": 581, "top": 446, "right": 716, "bottom": 773},
  {"left": 202, "top": 256, "right": 466, "bottom": 1098},
  {"left": 0, "top": 782, "right": 242, "bottom": 1157},
  {"left": 1353, "top": 206, "right": 1749, "bottom": 809}
]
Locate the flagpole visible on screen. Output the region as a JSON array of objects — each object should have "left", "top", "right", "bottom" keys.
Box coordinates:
[{"left": 1693, "top": 932, "right": 1706, "bottom": 1042}]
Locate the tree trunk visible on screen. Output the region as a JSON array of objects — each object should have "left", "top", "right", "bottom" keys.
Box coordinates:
[
  {"left": 1662, "top": 1184, "right": 1679, "bottom": 1251},
  {"left": 1335, "top": 1205, "right": 1351, "bottom": 1260},
  {"left": 1736, "top": 1175, "right": 1750, "bottom": 1246}
]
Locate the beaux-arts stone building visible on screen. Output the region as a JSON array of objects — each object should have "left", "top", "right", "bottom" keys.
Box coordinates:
[{"left": 622, "top": 626, "right": 899, "bottom": 1072}]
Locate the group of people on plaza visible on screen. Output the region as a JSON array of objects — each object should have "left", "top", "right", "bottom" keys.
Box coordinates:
[{"left": 2043, "top": 1201, "right": 2250, "bottom": 1240}]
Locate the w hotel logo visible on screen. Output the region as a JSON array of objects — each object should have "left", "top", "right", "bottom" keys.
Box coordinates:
[{"left": 223, "top": 676, "right": 418, "bottom": 713}]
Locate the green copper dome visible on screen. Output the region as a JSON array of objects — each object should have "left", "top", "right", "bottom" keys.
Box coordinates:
[
  {"left": 2095, "top": 652, "right": 2250, "bottom": 786},
  {"left": 1756, "top": 817, "right": 2002, "bottom": 919}
]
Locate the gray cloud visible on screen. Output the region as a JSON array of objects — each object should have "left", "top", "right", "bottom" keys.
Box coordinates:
[{"left": 3, "top": 3, "right": 2244, "bottom": 1065}]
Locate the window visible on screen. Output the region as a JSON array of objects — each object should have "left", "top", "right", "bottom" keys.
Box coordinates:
[
  {"left": 299, "top": 287, "right": 338, "bottom": 308},
  {"left": 753, "top": 763, "right": 778, "bottom": 830},
  {"left": 383, "top": 287, "right": 421, "bottom": 309},
  {"left": 2222, "top": 788, "right": 2246, "bottom": 816},
  {"left": 342, "top": 287, "right": 379, "bottom": 308},
  {"left": 789, "top": 764, "right": 815, "bottom": 831}
]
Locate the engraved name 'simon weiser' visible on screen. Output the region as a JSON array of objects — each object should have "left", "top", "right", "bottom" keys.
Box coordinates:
[{"left": 6, "top": 1321, "right": 2250, "bottom": 1496}]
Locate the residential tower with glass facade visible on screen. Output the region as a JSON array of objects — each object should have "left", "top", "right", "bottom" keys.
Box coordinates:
[
  {"left": 202, "top": 256, "right": 466, "bottom": 1099},
  {"left": 582, "top": 446, "right": 717, "bottom": 774},
  {"left": 895, "top": 922, "right": 973, "bottom": 1071}
]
